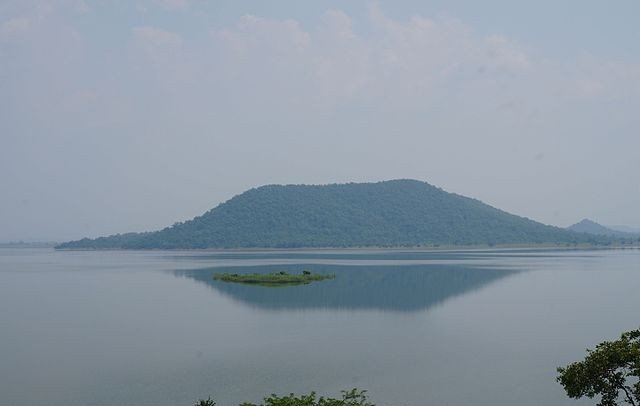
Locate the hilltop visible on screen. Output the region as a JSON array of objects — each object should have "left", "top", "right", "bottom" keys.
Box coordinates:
[
  {"left": 567, "top": 218, "right": 639, "bottom": 238},
  {"left": 57, "top": 179, "right": 614, "bottom": 249}
]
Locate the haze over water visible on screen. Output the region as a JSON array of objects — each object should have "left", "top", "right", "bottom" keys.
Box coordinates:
[{"left": 1, "top": 248, "right": 638, "bottom": 406}]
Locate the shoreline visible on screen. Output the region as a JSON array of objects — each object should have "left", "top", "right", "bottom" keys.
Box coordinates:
[{"left": 47, "top": 243, "right": 640, "bottom": 252}]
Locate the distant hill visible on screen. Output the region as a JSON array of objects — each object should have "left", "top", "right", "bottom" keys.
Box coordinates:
[
  {"left": 607, "top": 224, "right": 640, "bottom": 234},
  {"left": 57, "top": 179, "right": 616, "bottom": 249},
  {"left": 568, "top": 218, "right": 639, "bottom": 238},
  {"left": 0, "top": 241, "right": 58, "bottom": 248}
]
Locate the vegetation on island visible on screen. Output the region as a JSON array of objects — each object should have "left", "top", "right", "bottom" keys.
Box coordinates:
[
  {"left": 557, "top": 328, "right": 640, "bottom": 406},
  {"left": 195, "top": 389, "right": 376, "bottom": 406},
  {"left": 56, "top": 179, "right": 631, "bottom": 250},
  {"left": 213, "top": 270, "right": 335, "bottom": 286}
]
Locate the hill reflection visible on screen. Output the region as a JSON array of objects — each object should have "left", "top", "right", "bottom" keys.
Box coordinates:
[{"left": 174, "top": 263, "right": 518, "bottom": 312}]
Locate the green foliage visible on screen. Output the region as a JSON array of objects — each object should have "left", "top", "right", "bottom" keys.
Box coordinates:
[
  {"left": 56, "top": 179, "right": 616, "bottom": 249},
  {"left": 195, "top": 397, "right": 216, "bottom": 406},
  {"left": 557, "top": 329, "right": 640, "bottom": 406},
  {"left": 213, "top": 271, "right": 335, "bottom": 286},
  {"left": 192, "top": 389, "right": 380, "bottom": 406},
  {"left": 239, "top": 389, "right": 375, "bottom": 406}
]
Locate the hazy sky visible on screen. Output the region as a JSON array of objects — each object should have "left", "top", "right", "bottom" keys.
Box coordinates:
[{"left": 1, "top": 0, "right": 639, "bottom": 241}]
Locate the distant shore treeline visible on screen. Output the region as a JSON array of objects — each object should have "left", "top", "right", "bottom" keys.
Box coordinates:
[
  {"left": 0, "top": 241, "right": 58, "bottom": 248},
  {"left": 56, "top": 179, "right": 634, "bottom": 250}
]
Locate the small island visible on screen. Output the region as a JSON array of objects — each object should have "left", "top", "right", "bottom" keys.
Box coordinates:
[{"left": 213, "top": 270, "right": 335, "bottom": 286}]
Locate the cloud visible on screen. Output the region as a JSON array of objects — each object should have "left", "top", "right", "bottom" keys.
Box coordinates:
[
  {"left": 219, "top": 14, "right": 310, "bottom": 54},
  {"left": 571, "top": 60, "right": 640, "bottom": 100},
  {"left": 0, "top": 17, "right": 31, "bottom": 40},
  {"left": 130, "top": 26, "right": 202, "bottom": 87},
  {"left": 321, "top": 10, "right": 356, "bottom": 41},
  {"left": 152, "top": 0, "right": 191, "bottom": 11},
  {"left": 204, "top": 4, "right": 533, "bottom": 112},
  {"left": 482, "top": 35, "right": 529, "bottom": 71},
  {"left": 74, "top": 0, "right": 89, "bottom": 13},
  {"left": 133, "top": 26, "right": 182, "bottom": 49},
  {"left": 132, "top": 25, "right": 182, "bottom": 64}
]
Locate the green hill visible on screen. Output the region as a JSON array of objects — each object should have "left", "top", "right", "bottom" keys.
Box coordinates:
[
  {"left": 567, "top": 218, "right": 639, "bottom": 238},
  {"left": 56, "top": 179, "right": 613, "bottom": 249}
]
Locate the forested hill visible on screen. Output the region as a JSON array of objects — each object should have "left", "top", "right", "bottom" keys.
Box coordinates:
[
  {"left": 57, "top": 179, "right": 612, "bottom": 249},
  {"left": 567, "top": 219, "right": 639, "bottom": 238}
]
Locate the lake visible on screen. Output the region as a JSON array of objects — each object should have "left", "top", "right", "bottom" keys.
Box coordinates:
[{"left": 0, "top": 248, "right": 638, "bottom": 406}]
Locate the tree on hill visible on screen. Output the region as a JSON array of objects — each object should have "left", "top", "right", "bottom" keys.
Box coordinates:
[{"left": 557, "top": 329, "right": 640, "bottom": 406}]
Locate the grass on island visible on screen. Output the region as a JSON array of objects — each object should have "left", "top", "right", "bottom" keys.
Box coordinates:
[{"left": 213, "top": 270, "right": 335, "bottom": 286}]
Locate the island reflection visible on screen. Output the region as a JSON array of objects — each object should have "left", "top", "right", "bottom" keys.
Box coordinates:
[{"left": 174, "top": 263, "right": 519, "bottom": 312}]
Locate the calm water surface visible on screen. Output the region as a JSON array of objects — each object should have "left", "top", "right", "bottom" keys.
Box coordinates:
[{"left": 0, "top": 248, "right": 639, "bottom": 406}]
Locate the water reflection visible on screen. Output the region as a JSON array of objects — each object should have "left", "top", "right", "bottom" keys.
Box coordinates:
[
  {"left": 174, "top": 263, "right": 519, "bottom": 312},
  {"left": 166, "top": 248, "right": 572, "bottom": 263}
]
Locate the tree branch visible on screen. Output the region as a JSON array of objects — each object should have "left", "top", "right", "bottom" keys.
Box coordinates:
[{"left": 620, "top": 385, "right": 637, "bottom": 406}]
